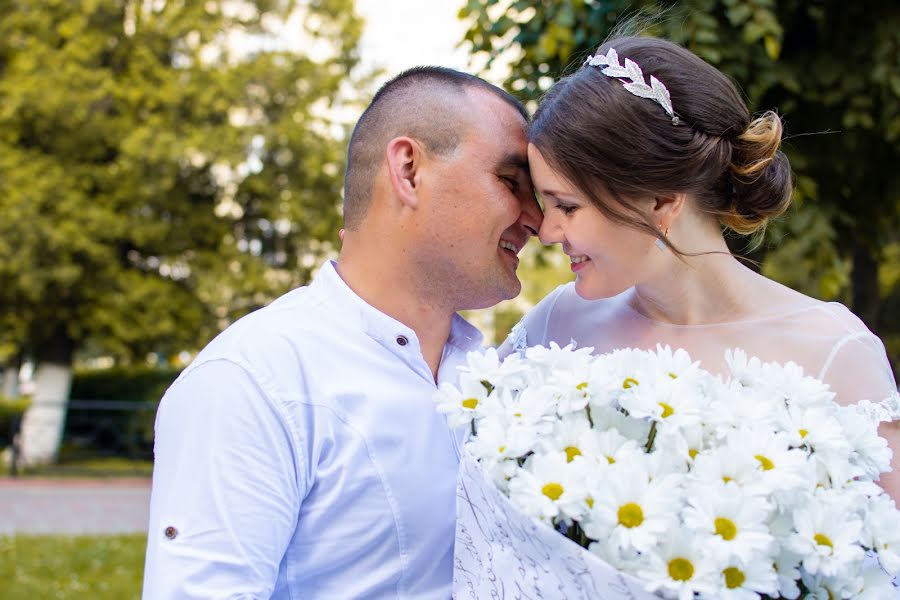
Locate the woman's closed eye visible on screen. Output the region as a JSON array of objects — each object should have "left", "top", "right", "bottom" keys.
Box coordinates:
[{"left": 555, "top": 203, "right": 578, "bottom": 215}]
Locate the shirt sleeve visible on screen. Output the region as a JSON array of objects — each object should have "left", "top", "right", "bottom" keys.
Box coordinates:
[{"left": 142, "top": 359, "right": 303, "bottom": 599}]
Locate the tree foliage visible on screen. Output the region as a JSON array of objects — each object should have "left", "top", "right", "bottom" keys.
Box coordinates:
[
  {"left": 460, "top": 0, "right": 900, "bottom": 360},
  {"left": 0, "top": 0, "right": 367, "bottom": 366}
]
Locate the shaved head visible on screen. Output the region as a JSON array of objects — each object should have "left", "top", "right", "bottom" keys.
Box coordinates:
[{"left": 342, "top": 67, "right": 527, "bottom": 229}]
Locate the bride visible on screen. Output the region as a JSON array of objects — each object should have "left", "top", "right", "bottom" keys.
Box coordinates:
[{"left": 507, "top": 35, "right": 899, "bottom": 502}]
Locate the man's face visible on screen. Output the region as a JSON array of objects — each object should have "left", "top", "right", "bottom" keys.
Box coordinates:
[{"left": 415, "top": 88, "right": 542, "bottom": 310}]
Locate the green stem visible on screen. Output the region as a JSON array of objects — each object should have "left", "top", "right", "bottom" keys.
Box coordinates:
[
  {"left": 585, "top": 405, "right": 593, "bottom": 428},
  {"left": 644, "top": 421, "right": 658, "bottom": 453}
]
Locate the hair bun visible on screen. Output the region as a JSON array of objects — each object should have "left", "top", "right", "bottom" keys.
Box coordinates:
[{"left": 724, "top": 111, "right": 793, "bottom": 234}]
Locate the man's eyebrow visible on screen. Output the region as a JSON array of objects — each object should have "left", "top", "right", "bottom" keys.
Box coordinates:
[{"left": 497, "top": 153, "right": 530, "bottom": 175}]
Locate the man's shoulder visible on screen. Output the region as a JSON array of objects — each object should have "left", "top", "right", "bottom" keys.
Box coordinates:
[{"left": 178, "top": 285, "right": 342, "bottom": 389}]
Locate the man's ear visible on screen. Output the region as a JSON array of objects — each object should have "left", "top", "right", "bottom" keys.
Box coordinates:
[
  {"left": 651, "top": 193, "right": 687, "bottom": 231},
  {"left": 385, "top": 137, "right": 423, "bottom": 209}
]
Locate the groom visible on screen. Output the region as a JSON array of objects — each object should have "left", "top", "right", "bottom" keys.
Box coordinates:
[{"left": 142, "top": 66, "right": 541, "bottom": 598}]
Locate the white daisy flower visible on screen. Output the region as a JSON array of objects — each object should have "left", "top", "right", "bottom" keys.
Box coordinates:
[
  {"left": 771, "top": 544, "right": 803, "bottom": 600},
  {"left": 786, "top": 496, "right": 865, "bottom": 578},
  {"left": 592, "top": 427, "right": 645, "bottom": 467},
  {"left": 507, "top": 451, "right": 587, "bottom": 522},
  {"left": 587, "top": 347, "right": 654, "bottom": 407},
  {"left": 499, "top": 385, "right": 556, "bottom": 429},
  {"left": 546, "top": 360, "right": 595, "bottom": 415},
  {"left": 467, "top": 416, "right": 533, "bottom": 464},
  {"left": 524, "top": 341, "right": 594, "bottom": 381},
  {"left": 799, "top": 568, "right": 865, "bottom": 600},
  {"left": 588, "top": 538, "right": 647, "bottom": 573},
  {"left": 682, "top": 482, "right": 775, "bottom": 562},
  {"left": 655, "top": 423, "right": 712, "bottom": 465},
  {"left": 582, "top": 464, "right": 681, "bottom": 553},
  {"left": 641, "top": 530, "right": 718, "bottom": 600},
  {"left": 725, "top": 429, "right": 811, "bottom": 500},
  {"left": 856, "top": 562, "right": 899, "bottom": 599},
  {"left": 781, "top": 403, "right": 851, "bottom": 458},
  {"left": 433, "top": 374, "right": 489, "bottom": 427},
  {"left": 619, "top": 372, "right": 705, "bottom": 430},
  {"left": 759, "top": 358, "right": 835, "bottom": 409},
  {"left": 653, "top": 343, "right": 700, "bottom": 380},
  {"left": 459, "top": 347, "right": 528, "bottom": 390},
  {"left": 690, "top": 446, "right": 761, "bottom": 491},
  {"left": 706, "top": 381, "right": 780, "bottom": 437},
  {"left": 864, "top": 494, "right": 900, "bottom": 575},
  {"left": 837, "top": 405, "right": 893, "bottom": 479},
  {"left": 724, "top": 348, "right": 766, "bottom": 388},
  {"left": 703, "top": 556, "right": 779, "bottom": 600}
]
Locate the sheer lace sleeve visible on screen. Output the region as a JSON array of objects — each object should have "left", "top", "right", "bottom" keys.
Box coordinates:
[
  {"left": 497, "top": 284, "right": 569, "bottom": 357},
  {"left": 819, "top": 330, "right": 900, "bottom": 423}
]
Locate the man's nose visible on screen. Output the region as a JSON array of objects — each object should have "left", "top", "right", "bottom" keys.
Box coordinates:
[{"left": 517, "top": 192, "right": 543, "bottom": 239}]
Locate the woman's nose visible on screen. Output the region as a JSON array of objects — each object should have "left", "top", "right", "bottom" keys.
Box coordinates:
[{"left": 538, "top": 213, "right": 561, "bottom": 246}]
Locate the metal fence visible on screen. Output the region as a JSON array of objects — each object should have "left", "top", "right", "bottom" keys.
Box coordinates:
[{"left": 8, "top": 399, "right": 157, "bottom": 477}]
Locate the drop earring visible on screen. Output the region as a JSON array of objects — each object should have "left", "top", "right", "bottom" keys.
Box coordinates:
[{"left": 655, "top": 226, "right": 668, "bottom": 252}]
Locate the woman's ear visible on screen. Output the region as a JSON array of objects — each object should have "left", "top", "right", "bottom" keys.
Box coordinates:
[
  {"left": 385, "top": 137, "right": 423, "bottom": 209},
  {"left": 652, "top": 193, "right": 687, "bottom": 231}
]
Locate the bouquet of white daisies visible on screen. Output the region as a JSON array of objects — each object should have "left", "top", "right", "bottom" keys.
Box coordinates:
[{"left": 436, "top": 343, "right": 899, "bottom": 600}]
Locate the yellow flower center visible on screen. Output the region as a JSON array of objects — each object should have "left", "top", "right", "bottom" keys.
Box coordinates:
[
  {"left": 542, "top": 483, "right": 564, "bottom": 501},
  {"left": 576, "top": 382, "right": 588, "bottom": 391},
  {"left": 513, "top": 412, "right": 522, "bottom": 418},
  {"left": 755, "top": 454, "right": 775, "bottom": 471},
  {"left": 586, "top": 496, "right": 594, "bottom": 509},
  {"left": 815, "top": 533, "right": 833, "bottom": 549},
  {"left": 659, "top": 402, "right": 674, "bottom": 418},
  {"left": 688, "top": 449, "right": 699, "bottom": 460},
  {"left": 606, "top": 455, "right": 616, "bottom": 464},
  {"left": 715, "top": 517, "right": 738, "bottom": 541},
  {"left": 623, "top": 377, "right": 639, "bottom": 389},
  {"left": 799, "top": 428, "right": 808, "bottom": 438},
  {"left": 723, "top": 566, "right": 745, "bottom": 589},
  {"left": 617, "top": 502, "right": 644, "bottom": 528},
  {"left": 462, "top": 398, "right": 478, "bottom": 410},
  {"left": 668, "top": 557, "right": 694, "bottom": 582},
  {"left": 498, "top": 446, "right": 506, "bottom": 454},
  {"left": 722, "top": 476, "right": 733, "bottom": 483},
  {"left": 668, "top": 372, "right": 678, "bottom": 379},
  {"left": 565, "top": 446, "right": 582, "bottom": 463}
]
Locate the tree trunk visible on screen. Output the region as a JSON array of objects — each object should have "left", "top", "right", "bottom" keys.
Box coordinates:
[
  {"left": 2, "top": 359, "right": 20, "bottom": 398},
  {"left": 851, "top": 242, "right": 881, "bottom": 332},
  {"left": 18, "top": 328, "right": 75, "bottom": 466}
]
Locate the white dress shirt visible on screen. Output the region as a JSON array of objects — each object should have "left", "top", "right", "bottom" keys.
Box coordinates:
[{"left": 143, "top": 260, "right": 483, "bottom": 599}]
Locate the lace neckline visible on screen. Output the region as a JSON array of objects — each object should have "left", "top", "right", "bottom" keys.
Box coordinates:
[{"left": 619, "top": 288, "right": 836, "bottom": 330}]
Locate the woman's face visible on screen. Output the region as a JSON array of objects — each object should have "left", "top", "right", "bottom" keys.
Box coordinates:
[{"left": 528, "top": 143, "right": 660, "bottom": 300}]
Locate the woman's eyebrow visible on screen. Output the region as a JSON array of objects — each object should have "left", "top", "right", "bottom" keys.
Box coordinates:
[{"left": 540, "top": 190, "right": 576, "bottom": 202}]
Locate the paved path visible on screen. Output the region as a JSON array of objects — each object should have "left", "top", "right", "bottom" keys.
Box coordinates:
[{"left": 0, "top": 478, "right": 151, "bottom": 535}]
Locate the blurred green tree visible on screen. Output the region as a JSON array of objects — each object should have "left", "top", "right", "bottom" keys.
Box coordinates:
[
  {"left": 459, "top": 0, "right": 900, "bottom": 361},
  {"left": 0, "top": 0, "right": 367, "bottom": 462}
]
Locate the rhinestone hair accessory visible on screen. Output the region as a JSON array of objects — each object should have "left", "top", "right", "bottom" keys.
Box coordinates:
[{"left": 584, "top": 48, "right": 679, "bottom": 125}]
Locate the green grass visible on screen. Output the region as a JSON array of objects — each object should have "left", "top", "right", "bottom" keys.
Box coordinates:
[
  {"left": 15, "top": 456, "right": 153, "bottom": 478},
  {"left": 0, "top": 534, "right": 146, "bottom": 599}
]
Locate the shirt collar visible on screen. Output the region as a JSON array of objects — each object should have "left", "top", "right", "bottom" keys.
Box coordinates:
[{"left": 310, "top": 260, "right": 483, "bottom": 354}]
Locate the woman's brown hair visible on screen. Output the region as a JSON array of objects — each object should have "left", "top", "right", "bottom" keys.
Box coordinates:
[{"left": 529, "top": 36, "right": 793, "bottom": 245}]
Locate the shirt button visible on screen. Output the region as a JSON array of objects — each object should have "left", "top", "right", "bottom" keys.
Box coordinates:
[
  {"left": 164, "top": 526, "right": 178, "bottom": 540},
  {"left": 396, "top": 335, "right": 408, "bottom": 346}
]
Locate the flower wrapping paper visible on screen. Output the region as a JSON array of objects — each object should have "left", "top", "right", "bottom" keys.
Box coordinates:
[{"left": 453, "top": 447, "right": 659, "bottom": 599}]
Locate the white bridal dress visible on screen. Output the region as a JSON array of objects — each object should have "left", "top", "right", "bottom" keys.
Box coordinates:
[{"left": 452, "top": 282, "right": 899, "bottom": 599}]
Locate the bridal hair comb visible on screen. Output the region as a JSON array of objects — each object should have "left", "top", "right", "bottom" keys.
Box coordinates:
[{"left": 583, "top": 48, "right": 679, "bottom": 125}]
